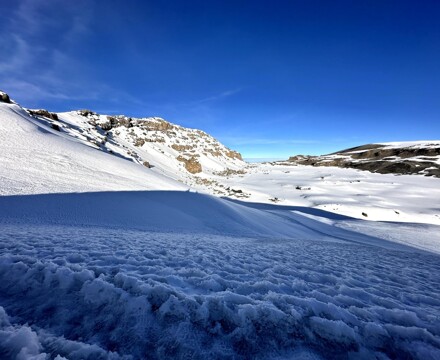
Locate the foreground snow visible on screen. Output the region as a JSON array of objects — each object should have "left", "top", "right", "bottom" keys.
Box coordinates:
[
  {"left": 1, "top": 227, "right": 439, "bottom": 359},
  {"left": 1, "top": 191, "right": 440, "bottom": 359}
]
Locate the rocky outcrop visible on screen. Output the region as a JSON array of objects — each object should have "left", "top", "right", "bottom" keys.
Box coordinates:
[
  {"left": 134, "top": 138, "right": 145, "bottom": 147},
  {"left": 287, "top": 143, "right": 440, "bottom": 177},
  {"left": 141, "top": 119, "right": 173, "bottom": 131},
  {"left": 78, "top": 109, "right": 96, "bottom": 117},
  {"left": 28, "top": 109, "right": 58, "bottom": 121},
  {"left": 171, "top": 144, "right": 194, "bottom": 152},
  {"left": 226, "top": 150, "right": 243, "bottom": 160},
  {"left": 177, "top": 156, "right": 202, "bottom": 174}
]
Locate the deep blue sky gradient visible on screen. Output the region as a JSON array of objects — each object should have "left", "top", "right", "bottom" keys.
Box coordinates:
[{"left": 1, "top": 0, "right": 439, "bottom": 157}]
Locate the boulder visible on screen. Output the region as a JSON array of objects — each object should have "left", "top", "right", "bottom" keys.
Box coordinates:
[
  {"left": 176, "top": 155, "right": 202, "bottom": 174},
  {"left": 0, "top": 92, "right": 10, "bottom": 103},
  {"left": 134, "top": 138, "right": 145, "bottom": 147}
]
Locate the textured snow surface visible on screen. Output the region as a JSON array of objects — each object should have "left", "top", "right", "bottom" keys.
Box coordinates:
[
  {"left": 1, "top": 224, "right": 439, "bottom": 359},
  {"left": 1, "top": 192, "right": 440, "bottom": 359}
]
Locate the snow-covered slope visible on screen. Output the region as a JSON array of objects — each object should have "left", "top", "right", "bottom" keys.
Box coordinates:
[
  {"left": 0, "top": 100, "right": 186, "bottom": 195},
  {"left": 287, "top": 141, "right": 440, "bottom": 177}
]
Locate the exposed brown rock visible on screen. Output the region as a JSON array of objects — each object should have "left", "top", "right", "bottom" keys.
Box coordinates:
[
  {"left": 214, "top": 168, "right": 246, "bottom": 176},
  {"left": 176, "top": 155, "right": 202, "bottom": 174},
  {"left": 134, "top": 138, "right": 145, "bottom": 147},
  {"left": 78, "top": 109, "right": 95, "bottom": 117},
  {"left": 141, "top": 119, "right": 173, "bottom": 131},
  {"left": 100, "top": 121, "right": 113, "bottom": 131},
  {"left": 171, "top": 144, "right": 194, "bottom": 152},
  {"left": 226, "top": 150, "right": 243, "bottom": 160}
]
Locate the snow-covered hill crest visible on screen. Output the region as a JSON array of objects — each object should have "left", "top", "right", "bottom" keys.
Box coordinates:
[
  {"left": 1, "top": 90, "right": 245, "bottom": 192},
  {"left": 0, "top": 92, "right": 187, "bottom": 195},
  {"left": 29, "top": 107, "right": 244, "bottom": 180}
]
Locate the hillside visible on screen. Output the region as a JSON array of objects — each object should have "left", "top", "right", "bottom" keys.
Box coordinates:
[
  {"left": 27, "top": 107, "right": 244, "bottom": 183},
  {"left": 0, "top": 93, "right": 186, "bottom": 195},
  {"left": 0, "top": 91, "right": 246, "bottom": 196},
  {"left": 286, "top": 141, "right": 440, "bottom": 177}
]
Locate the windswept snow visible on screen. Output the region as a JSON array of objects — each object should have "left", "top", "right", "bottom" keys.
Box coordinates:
[{"left": 1, "top": 216, "right": 440, "bottom": 359}]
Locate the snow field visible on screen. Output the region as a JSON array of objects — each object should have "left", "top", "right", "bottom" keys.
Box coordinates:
[
  {"left": 222, "top": 164, "right": 440, "bottom": 225},
  {"left": 1, "top": 224, "right": 440, "bottom": 359}
]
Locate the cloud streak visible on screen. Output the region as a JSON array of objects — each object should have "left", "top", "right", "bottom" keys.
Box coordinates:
[
  {"left": 192, "top": 88, "right": 243, "bottom": 105},
  {"left": 0, "top": 0, "right": 141, "bottom": 107}
]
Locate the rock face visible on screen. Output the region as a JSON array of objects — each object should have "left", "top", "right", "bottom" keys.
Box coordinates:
[{"left": 287, "top": 142, "right": 440, "bottom": 177}]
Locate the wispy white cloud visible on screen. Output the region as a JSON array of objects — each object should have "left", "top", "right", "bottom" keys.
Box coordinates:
[
  {"left": 0, "top": 35, "right": 31, "bottom": 73},
  {"left": 0, "top": 0, "right": 141, "bottom": 107},
  {"left": 192, "top": 88, "right": 243, "bottom": 105},
  {"left": 1, "top": 79, "right": 87, "bottom": 102}
]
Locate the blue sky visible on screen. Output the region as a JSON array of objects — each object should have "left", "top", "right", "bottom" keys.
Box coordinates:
[{"left": 1, "top": 0, "right": 439, "bottom": 158}]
